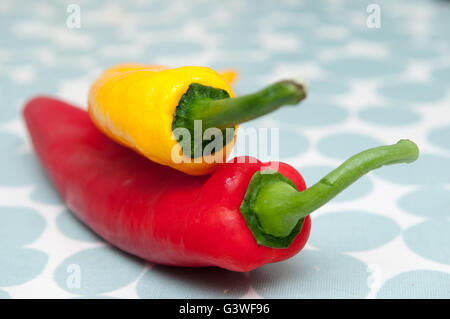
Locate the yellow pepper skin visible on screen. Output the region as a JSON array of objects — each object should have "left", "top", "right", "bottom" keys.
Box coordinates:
[
  {"left": 219, "top": 69, "right": 238, "bottom": 84},
  {"left": 88, "top": 63, "right": 237, "bottom": 176}
]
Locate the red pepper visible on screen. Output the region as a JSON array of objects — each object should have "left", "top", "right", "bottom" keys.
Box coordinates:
[
  {"left": 24, "top": 97, "right": 310, "bottom": 271},
  {"left": 24, "top": 97, "right": 419, "bottom": 272}
]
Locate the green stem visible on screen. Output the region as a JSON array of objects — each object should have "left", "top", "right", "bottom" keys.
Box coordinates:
[
  {"left": 174, "top": 80, "right": 307, "bottom": 131},
  {"left": 251, "top": 140, "right": 419, "bottom": 239},
  {"left": 197, "top": 80, "right": 307, "bottom": 129},
  {"left": 172, "top": 80, "right": 308, "bottom": 158}
]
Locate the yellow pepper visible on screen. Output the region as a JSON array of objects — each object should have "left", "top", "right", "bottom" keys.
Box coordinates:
[{"left": 88, "top": 63, "right": 307, "bottom": 175}]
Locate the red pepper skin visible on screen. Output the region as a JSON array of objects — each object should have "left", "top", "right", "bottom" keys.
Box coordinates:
[{"left": 23, "top": 97, "right": 311, "bottom": 272}]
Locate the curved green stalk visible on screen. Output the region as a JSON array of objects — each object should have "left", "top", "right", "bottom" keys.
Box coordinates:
[
  {"left": 240, "top": 140, "right": 419, "bottom": 247},
  {"left": 193, "top": 80, "right": 307, "bottom": 129},
  {"left": 172, "top": 80, "right": 307, "bottom": 157}
]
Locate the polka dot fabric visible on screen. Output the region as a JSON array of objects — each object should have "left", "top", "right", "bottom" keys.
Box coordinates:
[{"left": 0, "top": 0, "right": 449, "bottom": 298}]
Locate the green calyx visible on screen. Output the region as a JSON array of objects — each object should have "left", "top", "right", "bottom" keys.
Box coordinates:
[
  {"left": 172, "top": 80, "right": 307, "bottom": 158},
  {"left": 239, "top": 170, "right": 305, "bottom": 248},
  {"left": 172, "top": 83, "right": 234, "bottom": 158},
  {"left": 240, "top": 140, "right": 420, "bottom": 248}
]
